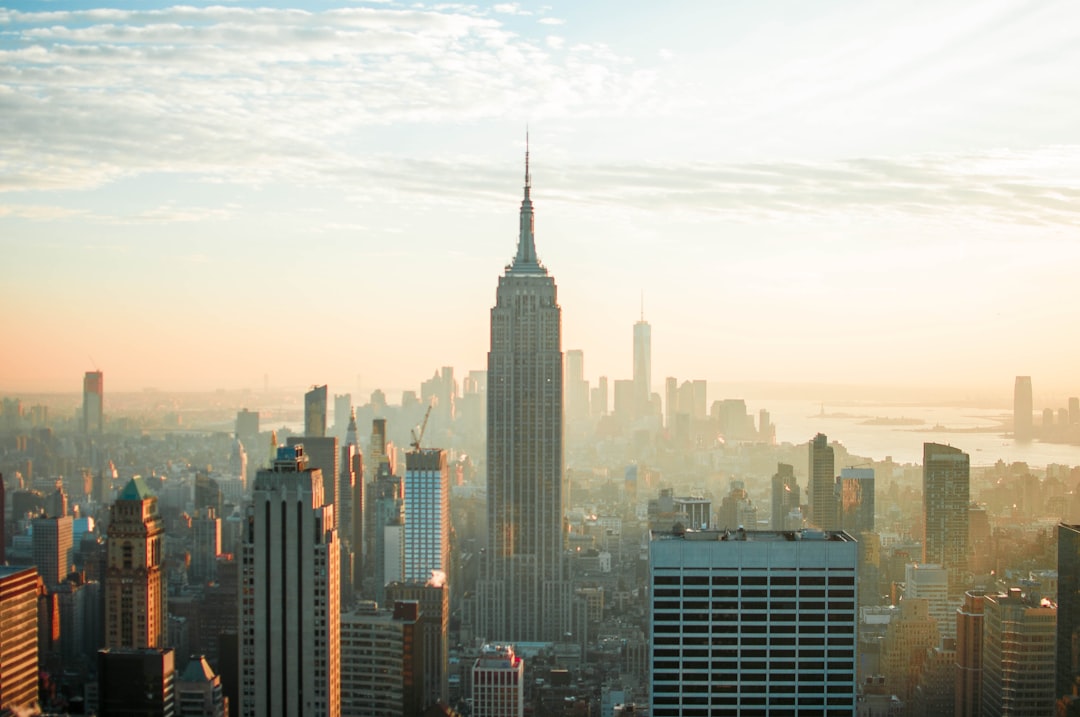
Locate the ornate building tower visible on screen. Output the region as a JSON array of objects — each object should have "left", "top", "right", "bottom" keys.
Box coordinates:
[
  {"left": 477, "top": 143, "right": 569, "bottom": 643},
  {"left": 104, "top": 477, "right": 166, "bottom": 648}
]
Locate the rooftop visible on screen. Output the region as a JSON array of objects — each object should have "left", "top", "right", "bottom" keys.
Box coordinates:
[{"left": 652, "top": 528, "right": 856, "bottom": 543}]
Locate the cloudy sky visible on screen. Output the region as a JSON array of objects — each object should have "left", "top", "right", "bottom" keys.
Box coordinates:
[{"left": 2, "top": 0, "right": 1078, "bottom": 400}]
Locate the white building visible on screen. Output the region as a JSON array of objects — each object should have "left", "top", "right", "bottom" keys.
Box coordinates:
[
  {"left": 904, "top": 562, "right": 953, "bottom": 640},
  {"left": 240, "top": 444, "right": 340, "bottom": 717},
  {"left": 403, "top": 448, "right": 449, "bottom": 583},
  {"left": 649, "top": 528, "right": 858, "bottom": 716},
  {"left": 472, "top": 644, "right": 525, "bottom": 717}
]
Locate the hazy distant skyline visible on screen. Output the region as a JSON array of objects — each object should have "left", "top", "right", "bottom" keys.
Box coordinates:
[{"left": 2, "top": 0, "right": 1079, "bottom": 396}]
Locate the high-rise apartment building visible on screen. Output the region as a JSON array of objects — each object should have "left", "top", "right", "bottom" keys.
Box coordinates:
[
  {"left": 770, "top": 463, "right": 801, "bottom": 530},
  {"left": 809, "top": 433, "right": 837, "bottom": 531},
  {"left": 190, "top": 509, "right": 221, "bottom": 584},
  {"left": 403, "top": 448, "right": 448, "bottom": 584},
  {"left": 664, "top": 377, "right": 677, "bottom": 429},
  {"left": 923, "top": 442, "right": 970, "bottom": 593},
  {"left": 340, "top": 600, "right": 424, "bottom": 717},
  {"left": 235, "top": 408, "right": 259, "bottom": 447},
  {"left": 477, "top": 148, "right": 569, "bottom": 643},
  {"left": 473, "top": 644, "right": 525, "bottom": 717},
  {"left": 982, "top": 588, "right": 1056, "bottom": 717},
  {"left": 649, "top": 529, "right": 858, "bottom": 715},
  {"left": 83, "top": 370, "right": 103, "bottom": 433},
  {"left": 288, "top": 436, "right": 339, "bottom": 516},
  {"left": 240, "top": 445, "right": 340, "bottom": 717},
  {"left": 105, "top": 477, "right": 166, "bottom": 649},
  {"left": 633, "top": 314, "right": 651, "bottom": 419},
  {"left": 880, "top": 597, "right": 940, "bottom": 706},
  {"left": 564, "top": 349, "right": 589, "bottom": 425},
  {"left": 32, "top": 513, "right": 74, "bottom": 588},
  {"left": 1014, "top": 376, "right": 1033, "bottom": 441},
  {"left": 1058, "top": 523, "right": 1080, "bottom": 701},
  {"left": 0, "top": 566, "right": 39, "bottom": 713},
  {"left": 838, "top": 467, "right": 874, "bottom": 535},
  {"left": 305, "top": 384, "right": 328, "bottom": 438}
]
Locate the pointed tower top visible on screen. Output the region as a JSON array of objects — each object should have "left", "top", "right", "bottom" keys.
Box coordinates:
[{"left": 509, "top": 129, "right": 546, "bottom": 275}]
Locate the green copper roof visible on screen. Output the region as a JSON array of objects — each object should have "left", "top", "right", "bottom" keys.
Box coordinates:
[{"left": 118, "top": 476, "right": 152, "bottom": 501}]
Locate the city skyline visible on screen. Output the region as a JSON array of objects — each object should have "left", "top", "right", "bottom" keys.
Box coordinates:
[{"left": 3, "top": 0, "right": 1080, "bottom": 395}]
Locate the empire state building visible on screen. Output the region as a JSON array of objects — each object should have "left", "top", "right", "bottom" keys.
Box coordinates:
[{"left": 476, "top": 145, "right": 570, "bottom": 643}]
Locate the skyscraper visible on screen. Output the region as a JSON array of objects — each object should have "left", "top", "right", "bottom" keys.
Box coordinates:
[
  {"left": 340, "top": 600, "right": 424, "bottom": 717},
  {"left": 809, "top": 433, "right": 837, "bottom": 531},
  {"left": 838, "top": 467, "right": 874, "bottom": 535},
  {"left": 478, "top": 145, "right": 569, "bottom": 643},
  {"left": 649, "top": 528, "right": 858, "bottom": 715},
  {"left": 0, "top": 566, "right": 40, "bottom": 713},
  {"left": 105, "top": 477, "right": 166, "bottom": 649},
  {"left": 32, "top": 513, "right": 74, "bottom": 587},
  {"left": 770, "top": 463, "right": 800, "bottom": 530},
  {"left": 305, "top": 384, "right": 328, "bottom": 438},
  {"left": 956, "top": 591, "right": 985, "bottom": 717},
  {"left": 404, "top": 448, "right": 449, "bottom": 584},
  {"left": 633, "top": 310, "right": 651, "bottom": 419},
  {"left": 923, "top": 442, "right": 970, "bottom": 592},
  {"left": 240, "top": 444, "right": 340, "bottom": 717},
  {"left": 1058, "top": 523, "right": 1080, "bottom": 701},
  {"left": 981, "top": 588, "right": 1056, "bottom": 717},
  {"left": 1014, "top": 375, "right": 1033, "bottom": 441},
  {"left": 386, "top": 581, "right": 449, "bottom": 708},
  {"left": 83, "top": 370, "right": 103, "bottom": 433}
]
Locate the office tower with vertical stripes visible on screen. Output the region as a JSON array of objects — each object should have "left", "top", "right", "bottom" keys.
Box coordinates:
[
  {"left": 240, "top": 444, "right": 340, "bottom": 717},
  {"left": 923, "top": 442, "right": 970, "bottom": 593}
]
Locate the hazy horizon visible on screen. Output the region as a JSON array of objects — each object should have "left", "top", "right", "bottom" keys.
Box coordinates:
[{"left": 3, "top": 1, "right": 1078, "bottom": 397}]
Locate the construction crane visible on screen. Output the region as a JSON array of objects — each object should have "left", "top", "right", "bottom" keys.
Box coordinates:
[{"left": 411, "top": 402, "right": 434, "bottom": 452}]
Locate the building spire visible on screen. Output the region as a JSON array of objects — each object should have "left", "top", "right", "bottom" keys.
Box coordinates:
[{"left": 510, "top": 128, "right": 545, "bottom": 275}]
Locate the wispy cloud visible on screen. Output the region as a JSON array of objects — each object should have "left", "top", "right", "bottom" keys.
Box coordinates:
[{"left": 0, "top": 5, "right": 656, "bottom": 194}]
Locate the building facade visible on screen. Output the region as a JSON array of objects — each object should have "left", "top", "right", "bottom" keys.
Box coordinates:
[
  {"left": 83, "top": 369, "right": 103, "bottom": 433},
  {"left": 923, "top": 442, "right": 970, "bottom": 593},
  {"left": 809, "top": 433, "right": 837, "bottom": 531},
  {"left": 403, "top": 448, "right": 449, "bottom": 583},
  {"left": 633, "top": 315, "right": 651, "bottom": 419},
  {"left": 1059, "top": 523, "right": 1080, "bottom": 702},
  {"left": 1014, "top": 376, "right": 1033, "bottom": 441},
  {"left": 472, "top": 644, "right": 525, "bottom": 717},
  {"left": 649, "top": 529, "right": 858, "bottom": 716},
  {"left": 340, "top": 600, "right": 424, "bottom": 717},
  {"left": 240, "top": 444, "right": 340, "bottom": 717},
  {"left": 0, "top": 566, "right": 40, "bottom": 713},
  {"left": 105, "top": 477, "right": 166, "bottom": 649},
  {"left": 981, "top": 588, "right": 1056, "bottom": 717},
  {"left": 477, "top": 148, "right": 569, "bottom": 643}
]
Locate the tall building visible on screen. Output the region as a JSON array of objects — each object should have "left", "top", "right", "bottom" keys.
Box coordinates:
[
  {"left": 340, "top": 600, "right": 424, "bottom": 717},
  {"left": 879, "top": 597, "right": 940, "bottom": 706},
  {"left": 838, "top": 467, "right": 874, "bottom": 535},
  {"left": 0, "top": 476, "right": 6, "bottom": 565},
  {"left": 956, "top": 591, "right": 985, "bottom": 717},
  {"left": 1058, "top": 523, "right": 1080, "bottom": 701},
  {"left": 333, "top": 393, "right": 351, "bottom": 438},
  {"left": 473, "top": 644, "right": 525, "bottom": 717},
  {"left": 649, "top": 529, "right": 858, "bottom": 716},
  {"left": 386, "top": 581, "right": 449, "bottom": 708},
  {"left": 1015, "top": 375, "right": 1033, "bottom": 441},
  {"left": 305, "top": 384, "right": 328, "bottom": 438},
  {"left": 32, "top": 513, "right": 74, "bottom": 588},
  {"left": 633, "top": 312, "right": 651, "bottom": 419},
  {"left": 808, "top": 433, "right": 837, "bottom": 531},
  {"left": 564, "top": 349, "right": 589, "bottom": 425},
  {"left": 235, "top": 409, "right": 259, "bottom": 449},
  {"left": 97, "top": 647, "right": 176, "bottom": 716},
  {"left": 190, "top": 509, "right": 221, "bottom": 585},
  {"left": 981, "top": 588, "right": 1056, "bottom": 717},
  {"left": 83, "top": 369, "right": 104, "bottom": 433},
  {"left": 905, "top": 562, "right": 953, "bottom": 640},
  {"left": 105, "top": 477, "right": 166, "bottom": 649},
  {"left": 0, "top": 566, "right": 39, "bottom": 713},
  {"left": 770, "top": 463, "right": 800, "bottom": 530},
  {"left": 478, "top": 146, "right": 569, "bottom": 643},
  {"left": 240, "top": 445, "right": 340, "bottom": 717},
  {"left": 923, "top": 442, "right": 970, "bottom": 592},
  {"left": 404, "top": 448, "right": 449, "bottom": 584},
  {"left": 664, "top": 377, "right": 677, "bottom": 429}
]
